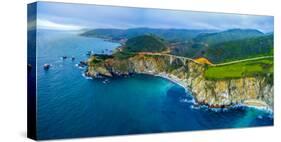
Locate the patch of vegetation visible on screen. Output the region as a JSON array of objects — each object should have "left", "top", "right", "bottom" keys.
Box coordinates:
[
  {"left": 204, "top": 57, "right": 273, "bottom": 80},
  {"left": 88, "top": 54, "right": 113, "bottom": 65},
  {"left": 194, "top": 29, "right": 264, "bottom": 45},
  {"left": 204, "top": 34, "right": 273, "bottom": 63},
  {"left": 94, "top": 54, "right": 114, "bottom": 60},
  {"left": 142, "top": 54, "right": 161, "bottom": 58},
  {"left": 88, "top": 56, "right": 101, "bottom": 66},
  {"left": 123, "top": 35, "right": 167, "bottom": 53},
  {"left": 170, "top": 41, "right": 204, "bottom": 58},
  {"left": 112, "top": 52, "right": 136, "bottom": 60},
  {"left": 171, "top": 32, "right": 273, "bottom": 64},
  {"left": 114, "top": 60, "right": 130, "bottom": 72}
]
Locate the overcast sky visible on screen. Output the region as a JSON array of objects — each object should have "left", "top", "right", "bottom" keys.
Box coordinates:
[{"left": 36, "top": 2, "right": 274, "bottom": 33}]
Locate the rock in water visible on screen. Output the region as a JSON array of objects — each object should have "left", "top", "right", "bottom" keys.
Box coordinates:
[
  {"left": 28, "top": 64, "right": 32, "bottom": 72},
  {"left": 43, "top": 64, "right": 50, "bottom": 70}
]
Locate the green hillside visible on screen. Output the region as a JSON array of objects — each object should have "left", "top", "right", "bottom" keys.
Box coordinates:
[
  {"left": 194, "top": 29, "right": 264, "bottom": 45},
  {"left": 171, "top": 33, "right": 273, "bottom": 63},
  {"left": 123, "top": 35, "right": 167, "bottom": 52},
  {"left": 205, "top": 34, "right": 273, "bottom": 63}
]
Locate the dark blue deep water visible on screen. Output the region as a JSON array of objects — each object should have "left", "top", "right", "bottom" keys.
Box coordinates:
[{"left": 36, "top": 30, "right": 273, "bottom": 140}]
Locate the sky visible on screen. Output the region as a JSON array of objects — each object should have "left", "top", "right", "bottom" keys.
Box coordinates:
[{"left": 34, "top": 2, "right": 274, "bottom": 33}]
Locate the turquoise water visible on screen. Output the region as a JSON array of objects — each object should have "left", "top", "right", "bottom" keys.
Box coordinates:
[{"left": 36, "top": 30, "right": 273, "bottom": 140}]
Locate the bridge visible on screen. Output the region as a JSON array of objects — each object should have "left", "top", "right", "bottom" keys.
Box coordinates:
[
  {"left": 137, "top": 52, "right": 273, "bottom": 67},
  {"left": 137, "top": 52, "right": 206, "bottom": 65}
]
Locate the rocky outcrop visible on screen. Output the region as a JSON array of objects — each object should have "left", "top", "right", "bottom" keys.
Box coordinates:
[{"left": 86, "top": 54, "right": 274, "bottom": 110}]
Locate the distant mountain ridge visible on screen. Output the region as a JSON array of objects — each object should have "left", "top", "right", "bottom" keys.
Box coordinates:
[
  {"left": 81, "top": 28, "right": 266, "bottom": 44},
  {"left": 80, "top": 28, "right": 217, "bottom": 42},
  {"left": 194, "top": 29, "right": 265, "bottom": 45}
]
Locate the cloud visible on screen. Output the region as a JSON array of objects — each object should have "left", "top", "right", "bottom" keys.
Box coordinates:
[
  {"left": 37, "top": 19, "right": 84, "bottom": 31},
  {"left": 36, "top": 2, "right": 274, "bottom": 32}
]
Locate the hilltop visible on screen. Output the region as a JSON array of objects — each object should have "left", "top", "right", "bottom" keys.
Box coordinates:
[{"left": 123, "top": 35, "right": 168, "bottom": 53}]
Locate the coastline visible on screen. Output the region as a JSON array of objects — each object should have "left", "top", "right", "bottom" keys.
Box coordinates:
[
  {"left": 155, "top": 72, "right": 273, "bottom": 113},
  {"left": 101, "top": 70, "right": 274, "bottom": 113},
  {"left": 84, "top": 47, "right": 273, "bottom": 113},
  {"left": 142, "top": 72, "right": 189, "bottom": 91}
]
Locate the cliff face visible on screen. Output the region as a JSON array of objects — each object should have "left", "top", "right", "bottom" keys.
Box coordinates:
[{"left": 86, "top": 54, "right": 273, "bottom": 110}]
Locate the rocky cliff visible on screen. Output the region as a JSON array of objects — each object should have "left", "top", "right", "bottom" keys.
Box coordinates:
[{"left": 86, "top": 54, "right": 274, "bottom": 110}]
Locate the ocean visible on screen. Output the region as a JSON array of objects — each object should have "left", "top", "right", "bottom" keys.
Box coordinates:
[{"left": 36, "top": 30, "right": 273, "bottom": 140}]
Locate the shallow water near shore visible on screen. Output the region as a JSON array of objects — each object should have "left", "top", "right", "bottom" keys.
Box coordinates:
[{"left": 36, "top": 30, "right": 273, "bottom": 140}]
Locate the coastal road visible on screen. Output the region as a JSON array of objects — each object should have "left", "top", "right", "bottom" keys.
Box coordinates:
[
  {"left": 138, "top": 52, "right": 199, "bottom": 63},
  {"left": 137, "top": 52, "right": 273, "bottom": 66},
  {"left": 212, "top": 56, "right": 273, "bottom": 66}
]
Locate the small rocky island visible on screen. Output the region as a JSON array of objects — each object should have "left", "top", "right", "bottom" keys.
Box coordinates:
[{"left": 85, "top": 34, "right": 274, "bottom": 110}]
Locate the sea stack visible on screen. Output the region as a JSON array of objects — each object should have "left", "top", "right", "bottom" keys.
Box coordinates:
[
  {"left": 43, "top": 64, "right": 50, "bottom": 70},
  {"left": 71, "top": 56, "right": 75, "bottom": 61}
]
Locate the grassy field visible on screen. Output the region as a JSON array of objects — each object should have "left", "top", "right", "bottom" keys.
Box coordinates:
[{"left": 204, "top": 57, "right": 273, "bottom": 80}]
